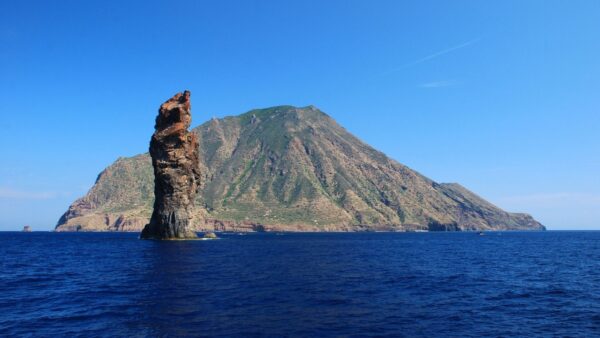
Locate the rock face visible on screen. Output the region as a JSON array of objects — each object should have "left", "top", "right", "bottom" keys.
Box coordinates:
[
  {"left": 140, "top": 91, "right": 201, "bottom": 239},
  {"left": 56, "top": 105, "right": 545, "bottom": 232}
]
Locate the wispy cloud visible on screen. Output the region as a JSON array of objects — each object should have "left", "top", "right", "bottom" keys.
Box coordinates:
[
  {"left": 497, "top": 192, "right": 600, "bottom": 208},
  {"left": 0, "top": 187, "right": 67, "bottom": 200},
  {"left": 388, "top": 38, "right": 480, "bottom": 73},
  {"left": 418, "top": 80, "right": 462, "bottom": 88}
]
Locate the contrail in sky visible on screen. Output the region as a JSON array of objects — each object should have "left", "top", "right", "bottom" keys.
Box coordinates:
[{"left": 390, "top": 38, "right": 481, "bottom": 72}]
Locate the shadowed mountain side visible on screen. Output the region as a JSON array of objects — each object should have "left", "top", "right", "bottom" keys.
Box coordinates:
[{"left": 56, "top": 106, "right": 544, "bottom": 232}]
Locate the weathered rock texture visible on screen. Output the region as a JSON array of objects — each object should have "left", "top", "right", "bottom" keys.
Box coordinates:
[
  {"left": 56, "top": 105, "right": 544, "bottom": 232},
  {"left": 139, "top": 91, "right": 201, "bottom": 239}
]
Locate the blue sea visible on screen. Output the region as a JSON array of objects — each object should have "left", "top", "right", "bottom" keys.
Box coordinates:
[{"left": 1, "top": 231, "right": 599, "bottom": 337}]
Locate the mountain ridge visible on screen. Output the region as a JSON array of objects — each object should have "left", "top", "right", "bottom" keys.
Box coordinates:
[{"left": 56, "top": 105, "right": 544, "bottom": 232}]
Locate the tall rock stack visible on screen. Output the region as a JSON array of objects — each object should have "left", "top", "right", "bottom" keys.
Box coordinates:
[{"left": 140, "top": 90, "right": 201, "bottom": 239}]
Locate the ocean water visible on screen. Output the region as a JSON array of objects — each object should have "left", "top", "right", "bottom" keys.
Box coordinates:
[{"left": 1, "top": 231, "right": 599, "bottom": 337}]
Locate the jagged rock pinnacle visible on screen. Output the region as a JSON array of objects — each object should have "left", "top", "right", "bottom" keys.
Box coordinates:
[{"left": 140, "top": 90, "right": 201, "bottom": 239}]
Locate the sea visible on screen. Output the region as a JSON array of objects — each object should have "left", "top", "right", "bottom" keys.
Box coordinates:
[{"left": 1, "top": 231, "right": 599, "bottom": 337}]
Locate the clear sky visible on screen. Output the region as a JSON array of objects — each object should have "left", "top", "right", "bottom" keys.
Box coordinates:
[{"left": 1, "top": 0, "right": 599, "bottom": 230}]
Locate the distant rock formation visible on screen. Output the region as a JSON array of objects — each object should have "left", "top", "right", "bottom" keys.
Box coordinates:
[{"left": 140, "top": 91, "right": 202, "bottom": 239}]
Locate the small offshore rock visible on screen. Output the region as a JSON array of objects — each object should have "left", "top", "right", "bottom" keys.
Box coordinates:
[{"left": 203, "top": 232, "right": 218, "bottom": 239}]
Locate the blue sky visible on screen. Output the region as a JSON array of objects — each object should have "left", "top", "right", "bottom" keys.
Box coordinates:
[{"left": 1, "top": 0, "right": 599, "bottom": 230}]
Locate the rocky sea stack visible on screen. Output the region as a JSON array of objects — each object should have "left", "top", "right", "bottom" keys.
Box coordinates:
[{"left": 140, "top": 91, "right": 201, "bottom": 240}]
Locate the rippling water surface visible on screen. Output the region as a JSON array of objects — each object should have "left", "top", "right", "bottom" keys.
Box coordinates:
[{"left": 1, "top": 231, "right": 600, "bottom": 337}]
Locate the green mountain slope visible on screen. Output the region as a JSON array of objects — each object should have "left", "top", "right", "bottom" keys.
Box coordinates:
[{"left": 56, "top": 106, "right": 544, "bottom": 232}]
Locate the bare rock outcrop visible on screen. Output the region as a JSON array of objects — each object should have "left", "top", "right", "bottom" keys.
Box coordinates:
[{"left": 140, "top": 91, "right": 201, "bottom": 239}]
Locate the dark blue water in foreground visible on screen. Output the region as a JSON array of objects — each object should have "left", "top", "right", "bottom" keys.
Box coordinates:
[{"left": 1, "top": 232, "right": 600, "bottom": 337}]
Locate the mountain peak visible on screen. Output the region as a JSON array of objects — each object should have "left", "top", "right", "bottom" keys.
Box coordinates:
[{"left": 239, "top": 105, "right": 327, "bottom": 121}]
